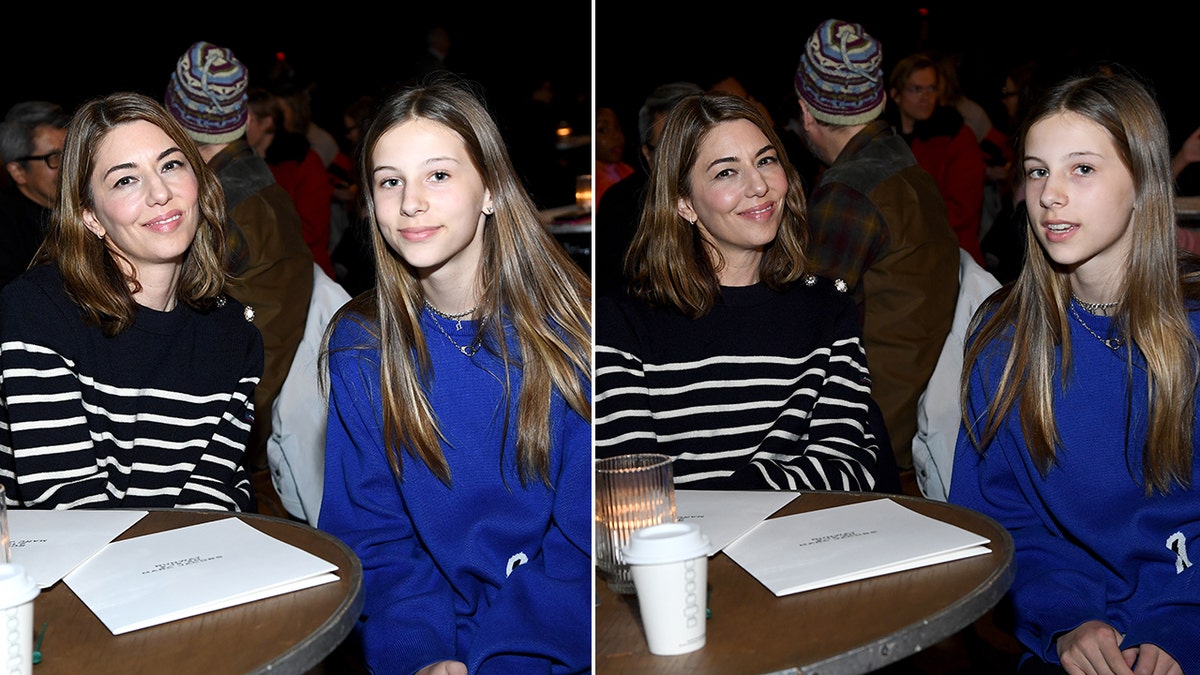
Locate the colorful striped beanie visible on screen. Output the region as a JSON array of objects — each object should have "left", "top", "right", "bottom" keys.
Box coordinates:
[
  {"left": 165, "top": 41, "right": 249, "bottom": 144},
  {"left": 794, "top": 19, "right": 885, "bottom": 125}
]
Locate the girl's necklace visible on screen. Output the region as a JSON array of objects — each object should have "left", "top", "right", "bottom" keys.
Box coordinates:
[
  {"left": 424, "top": 301, "right": 483, "bottom": 356},
  {"left": 1069, "top": 300, "right": 1122, "bottom": 351},
  {"left": 1070, "top": 293, "right": 1119, "bottom": 316},
  {"left": 423, "top": 299, "right": 477, "bottom": 330}
]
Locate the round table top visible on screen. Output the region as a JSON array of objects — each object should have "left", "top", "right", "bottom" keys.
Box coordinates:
[
  {"left": 595, "top": 490, "right": 1015, "bottom": 675},
  {"left": 32, "top": 509, "right": 362, "bottom": 675}
]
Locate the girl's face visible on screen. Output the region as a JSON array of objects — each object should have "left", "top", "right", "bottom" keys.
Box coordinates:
[
  {"left": 370, "top": 118, "right": 493, "bottom": 283},
  {"left": 1023, "top": 111, "right": 1136, "bottom": 280},
  {"left": 82, "top": 120, "right": 200, "bottom": 278},
  {"left": 677, "top": 119, "right": 786, "bottom": 281}
]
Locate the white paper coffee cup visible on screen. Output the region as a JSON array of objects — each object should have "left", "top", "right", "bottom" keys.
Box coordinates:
[
  {"left": 622, "top": 522, "right": 711, "bottom": 655},
  {"left": 0, "top": 564, "right": 38, "bottom": 675}
]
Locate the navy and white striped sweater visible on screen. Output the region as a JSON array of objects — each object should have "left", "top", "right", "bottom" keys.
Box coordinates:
[
  {"left": 596, "top": 278, "right": 886, "bottom": 491},
  {"left": 0, "top": 264, "right": 262, "bottom": 511}
]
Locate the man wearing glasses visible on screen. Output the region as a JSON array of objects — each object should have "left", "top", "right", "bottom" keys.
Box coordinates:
[
  {"left": 886, "top": 52, "right": 987, "bottom": 268},
  {"left": 0, "top": 101, "right": 69, "bottom": 288}
]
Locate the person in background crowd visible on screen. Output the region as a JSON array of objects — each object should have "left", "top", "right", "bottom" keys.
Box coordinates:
[
  {"left": 0, "top": 92, "right": 261, "bottom": 510},
  {"left": 792, "top": 18, "right": 958, "bottom": 481},
  {"left": 164, "top": 41, "right": 314, "bottom": 514},
  {"left": 594, "top": 106, "right": 633, "bottom": 207},
  {"left": 595, "top": 81, "right": 703, "bottom": 298},
  {"left": 888, "top": 51, "right": 987, "bottom": 266},
  {"left": 596, "top": 92, "right": 899, "bottom": 492},
  {"left": 0, "top": 101, "right": 70, "bottom": 287},
  {"left": 331, "top": 94, "right": 378, "bottom": 297},
  {"left": 245, "top": 87, "right": 336, "bottom": 279},
  {"left": 318, "top": 75, "right": 591, "bottom": 675},
  {"left": 980, "top": 60, "right": 1046, "bottom": 284},
  {"left": 951, "top": 70, "right": 1197, "bottom": 675}
]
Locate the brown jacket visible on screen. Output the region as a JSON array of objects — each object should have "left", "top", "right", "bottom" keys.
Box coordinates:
[
  {"left": 209, "top": 140, "right": 314, "bottom": 473},
  {"left": 806, "top": 121, "right": 959, "bottom": 470}
]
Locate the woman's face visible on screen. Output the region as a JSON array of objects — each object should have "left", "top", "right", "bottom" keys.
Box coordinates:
[
  {"left": 1023, "top": 111, "right": 1136, "bottom": 282},
  {"left": 82, "top": 120, "right": 200, "bottom": 278},
  {"left": 370, "top": 118, "right": 493, "bottom": 283},
  {"left": 677, "top": 119, "right": 787, "bottom": 282}
]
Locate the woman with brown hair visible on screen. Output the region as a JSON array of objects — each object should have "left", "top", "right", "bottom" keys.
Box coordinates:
[
  {"left": 596, "top": 92, "right": 895, "bottom": 492},
  {"left": 0, "top": 91, "right": 261, "bottom": 511}
]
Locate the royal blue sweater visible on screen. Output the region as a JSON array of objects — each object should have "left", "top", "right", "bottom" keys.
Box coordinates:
[
  {"left": 951, "top": 304, "right": 1200, "bottom": 670},
  {"left": 318, "top": 310, "right": 591, "bottom": 674}
]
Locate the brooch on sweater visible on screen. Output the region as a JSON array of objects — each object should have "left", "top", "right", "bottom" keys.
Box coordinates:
[{"left": 244, "top": 305, "right": 255, "bottom": 323}]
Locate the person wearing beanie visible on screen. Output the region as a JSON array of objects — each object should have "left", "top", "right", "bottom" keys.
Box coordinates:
[
  {"left": 793, "top": 18, "right": 960, "bottom": 486},
  {"left": 165, "top": 40, "right": 315, "bottom": 517}
]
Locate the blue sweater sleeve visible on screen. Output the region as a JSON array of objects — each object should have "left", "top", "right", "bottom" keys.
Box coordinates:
[
  {"left": 319, "top": 318, "right": 458, "bottom": 673},
  {"left": 467, "top": 380, "right": 592, "bottom": 675},
  {"left": 319, "top": 317, "right": 592, "bottom": 674},
  {"left": 950, "top": 351, "right": 1111, "bottom": 663}
]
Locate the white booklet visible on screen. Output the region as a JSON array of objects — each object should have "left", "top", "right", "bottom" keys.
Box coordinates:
[
  {"left": 723, "top": 497, "right": 991, "bottom": 596},
  {"left": 8, "top": 509, "right": 148, "bottom": 589},
  {"left": 64, "top": 516, "right": 339, "bottom": 635},
  {"left": 674, "top": 490, "right": 800, "bottom": 554}
]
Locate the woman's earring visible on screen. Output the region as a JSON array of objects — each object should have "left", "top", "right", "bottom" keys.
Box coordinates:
[{"left": 484, "top": 206, "right": 494, "bottom": 215}]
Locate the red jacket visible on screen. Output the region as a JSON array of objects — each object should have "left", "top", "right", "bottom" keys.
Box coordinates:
[
  {"left": 267, "top": 145, "right": 335, "bottom": 279},
  {"left": 904, "top": 108, "right": 986, "bottom": 265}
]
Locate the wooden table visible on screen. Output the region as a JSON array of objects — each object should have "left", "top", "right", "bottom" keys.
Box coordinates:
[
  {"left": 32, "top": 510, "right": 363, "bottom": 675},
  {"left": 596, "top": 491, "right": 1014, "bottom": 675}
]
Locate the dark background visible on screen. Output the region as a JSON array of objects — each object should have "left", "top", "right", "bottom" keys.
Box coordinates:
[
  {"left": 2, "top": 9, "right": 592, "bottom": 207},
  {"left": 595, "top": 2, "right": 1200, "bottom": 191}
]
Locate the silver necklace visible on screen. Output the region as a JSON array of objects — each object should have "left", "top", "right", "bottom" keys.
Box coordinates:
[
  {"left": 1070, "top": 293, "right": 1119, "bottom": 316},
  {"left": 424, "top": 304, "right": 483, "bottom": 356},
  {"left": 423, "top": 299, "right": 477, "bottom": 330},
  {"left": 1069, "top": 300, "right": 1122, "bottom": 350}
]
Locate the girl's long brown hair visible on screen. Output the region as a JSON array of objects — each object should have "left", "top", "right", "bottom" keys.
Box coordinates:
[
  {"left": 962, "top": 70, "right": 1200, "bottom": 494},
  {"left": 321, "top": 75, "right": 591, "bottom": 487}
]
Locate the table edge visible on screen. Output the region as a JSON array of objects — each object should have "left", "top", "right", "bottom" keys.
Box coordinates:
[
  {"left": 237, "top": 511, "right": 365, "bottom": 675},
  {"left": 798, "top": 493, "right": 1016, "bottom": 675}
]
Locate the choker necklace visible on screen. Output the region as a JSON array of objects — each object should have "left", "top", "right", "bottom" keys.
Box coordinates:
[
  {"left": 423, "top": 299, "right": 477, "bottom": 330},
  {"left": 1071, "top": 293, "right": 1120, "bottom": 316},
  {"left": 424, "top": 303, "right": 483, "bottom": 356},
  {"left": 1069, "top": 301, "right": 1122, "bottom": 351}
]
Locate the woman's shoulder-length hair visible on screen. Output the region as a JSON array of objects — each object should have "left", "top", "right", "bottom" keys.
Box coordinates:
[
  {"left": 624, "top": 92, "right": 809, "bottom": 317},
  {"left": 36, "top": 91, "right": 229, "bottom": 335}
]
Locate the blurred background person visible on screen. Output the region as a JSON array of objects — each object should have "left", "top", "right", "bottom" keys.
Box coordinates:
[
  {"left": 0, "top": 101, "right": 70, "bottom": 288},
  {"left": 594, "top": 81, "right": 702, "bottom": 299},
  {"left": 594, "top": 105, "right": 633, "bottom": 207},
  {"left": 887, "top": 51, "right": 986, "bottom": 265},
  {"left": 164, "top": 41, "right": 314, "bottom": 514}
]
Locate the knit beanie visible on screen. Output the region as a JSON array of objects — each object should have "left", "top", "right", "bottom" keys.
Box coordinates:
[
  {"left": 165, "top": 41, "right": 249, "bottom": 144},
  {"left": 794, "top": 19, "right": 885, "bottom": 125}
]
